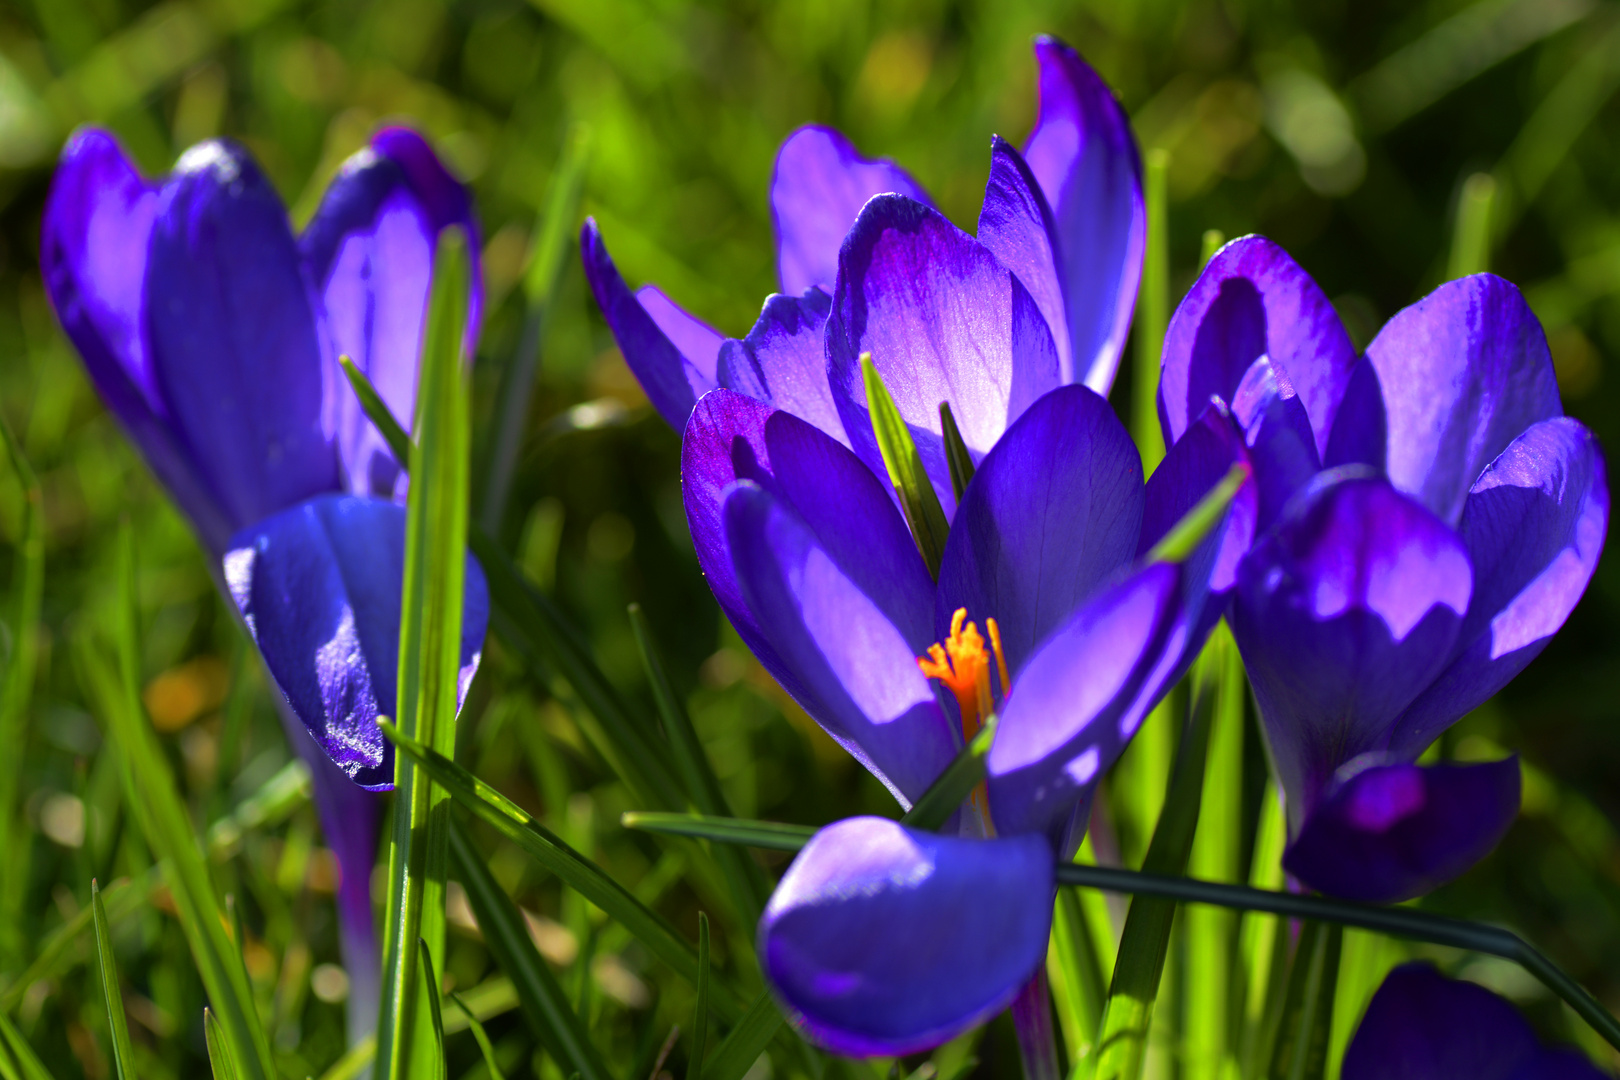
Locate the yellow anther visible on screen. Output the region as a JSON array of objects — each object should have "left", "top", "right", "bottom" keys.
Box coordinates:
[
  {"left": 916, "top": 607, "right": 1001, "bottom": 742},
  {"left": 986, "top": 617, "right": 1010, "bottom": 701}
]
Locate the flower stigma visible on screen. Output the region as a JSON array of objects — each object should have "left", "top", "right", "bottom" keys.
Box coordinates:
[{"left": 918, "top": 607, "right": 1010, "bottom": 742}]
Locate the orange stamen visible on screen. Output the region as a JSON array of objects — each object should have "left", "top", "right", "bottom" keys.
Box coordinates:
[
  {"left": 986, "top": 617, "right": 1010, "bottom": 702},
  {"left": 916, "top": 607, "right": 997, "bottom": 742}
]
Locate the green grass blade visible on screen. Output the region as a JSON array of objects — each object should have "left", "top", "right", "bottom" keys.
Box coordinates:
[
  {"left": 1047, "top": 886, "right": 1106, "bottom": 1063},
  {"left": 1267, "top": 924, "right": 1341, "bottom": 1080},
  {"left": 1448, "top": 172, "right": 1497, "bottom": 279},
  {"left": 381, "top": 722, "right": 746, "bottom": 1022},
  {"left": 701, "top": 994, "right": 783, "bottom": 1080},
  {"left": 938, "top": 401, "right": 976, "bottom": 504},
  {"left": 688, "top": 913, "right": 710, "bottom": 1080},
  {"left": 1089, "top": 672, "right": 1215, "bottom": 1080},
  {"left": 85, "top": 527, "right": 274, "bottom": 1080},
  {"left": 628, "top": 603, "right": 770, "bottom": 923},
  {"left": 483, "top": 122, "right": 593, "bottom": 533},
  {"left": 419, "top": 939, "right": 447, "bottom": 1080},
  {"left": 862, "top": 353, "right": 949, "bottom": 577},
  {"left": 340, "top": 355, "right": 688, "bottom": 814},
  {"left": 1183, "top": 625, "right": 1244, "bottom": 1080},
  {"left": 203, "top": 1009, "right": 240, "bottom": 1080},
  {"left": 0, "top": 1010, "right": 55, "bottom": 1080},
  {"left": 900, "top": 716, "right": 996, "bottom": 831},
  {"left": 91, "top": 881, "right": 137, "bottom": 1080},
  {"left": 620, "top": 813, "right": 815, "bottom": 852},
  {"left": 1132, "top": 147, "right": 1169, "bottom": 474},
  {"left": 448, "top": 818, "right": 611, "bottom": 1080},
  {"left": 0, "top": 414, "right": 43, "bottom": 966},
  {"left": 0, "top": 872, "right": 151, "bottom": 1013},
  {"left": 1199, "top": 229, "right": 1226, "bottom": 270},
  {"left": 1240, "top": 781, "right": 1287, "bottom": 1073},
  {"left": 377, "top": 226, "right": 475, "bottom": 1080},
  {"left": 1144, "top": 462, "right": 1249, "bottom": 565},
  {"left": 448, "top": 992, "right": 506, "bottom": 1080}
]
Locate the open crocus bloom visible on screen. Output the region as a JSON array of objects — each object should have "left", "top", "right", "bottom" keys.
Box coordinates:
[
  {"left": 1342, "top": 963, "right": 1608, "bottom": 1079},
  {"left": 580, "top": 34, "right": 1144, "bottom": 439},
  {"left": 1158, "top": 236, "right": 1609, "bottom": 903},
  {"left": 686, "top": 367, "right": 1250, "bottom": 1053},
  {"left": 42, "top": 126, "right": 491, "bottom": 1030}
]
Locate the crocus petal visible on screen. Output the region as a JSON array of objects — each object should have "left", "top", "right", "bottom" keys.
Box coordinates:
[
  {"left": 224, "top": 494, "right": 490, "bottom": 790},
  {"left": 1283, "top": 756, "right": 1520, "bottom": 904},
  {"left": 637, "top": 284, "right": 725, "bottom": 379},
  {"left": 978, "top": 135, "right": 1070, "bottom": 377},
  {"left": 1323, "top": 357, "right": 1388, "bottom": 472},
  {"left": 987, "top": 563, "right": 1181, "bottom": 841},
  {"left": 145, "top": 139, "right": 339, "bottom": 536},
  {"left": 1342, "top": 963, "right": 1541, "bottom": 1080},
  {"left": 760, "top": 817, "right": 1054, "bottom": 1057},
  {"left": 301, "top": 129, "right": 481, "bottom": 502},
  {"left": 771, "top": 125, "right": 932, "bottom": 296},
  {"left": 1231, "top": 476, "right": 1472, "bottom": 822},
  {"left": 40, "top": 128, "right": 237, "bottom": 550},
  {"left": 936, "top": 384, "right": 1143, "bottom": 675},
  {"left": 1021, "top": 36, "right": 1144, "bottom": 393},
  {"left": 1140, "top": 401, "right": 1255, "bottom": 597},
  {"left": 716, "top": 288, "right": 846, "bottom": 443},
  {"left": 1230, "top": 356, "right": 1322, "bottom": 530},
  {"left": 580, "top": 219, "right": 718, "bottom": 428},
  {"left": 1158, "top": 235, "right": 1356, "bottom": 459},
  {"left": 827, "top": 195, "right": 1062, "bottom": 518},
  {"left": 1390, "top": 418, "right": 1609, "bottom": 755},
  {"left": 1364, "top": 274, "right": 1562, "bottom": 524},
  {"left": 723, "top": 483, "right": 952, "bottom": 807}
]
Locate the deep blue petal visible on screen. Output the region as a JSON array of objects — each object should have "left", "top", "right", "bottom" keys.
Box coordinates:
[
  {"left": 936, "top": 384, "right": 1143, "bottom": 676},
  {"left": 716, "top": 288, "right": 845, "bottom": 443},
  {"left": 760, "top": 818, "right": 1053, "bottom": 1057},
  {"left": 987, "top": 563, "right": 1181, "bottom": 841},
  {"left": 1283, "top": 756, "right": 1519, "bottom": 903},
  {"left": 224, "top": 494, "right": 489, "bottom": 790},
  {"left": 1342, "top": 963, "right": 1541, "bottom": 1080},
  {"left": 1022, "top": 36, "right": 1145, "bottom": 393},
  {"left": 1140, "top": 401, "right": 1255, "bottom": 598},
  {"left": 580, "top": 219, "right": 718, "bottom": 428},
  {"left": 827, "top": 194, "right": 1061, "bottom": 519},
  {"left": 41, "top": 128, "right": 236, "bottom": 551},
  {"left": 146, "top": 139, "right": 339, "bottom": 535},
  {"left": 771, "top": 125, "right": 933, "bottom": 296},
  {"left": 1230, "top": 356, "right": 1322, "bottom": 531},
  {"left": 1365, "top": 274, "right": 1562, "bottom": 525},
  {"left": 1322, "top": 357, "right": 1387, "bottom": 472},
  {"left": 1231, "top": 476, "right": 1472, "bottom": 823},
  {"left": 300, "top": 127, "right": 482, "bottom": 502},
  {"left": 723, "top": 483, "right": 952, "bottom": 807},
  {"left": 978, "top": 136, "right": 1070, "bottom": 378},
  {"left": 1159, "top": 236, "right": 1356, "bottom": 460},
  {"left": 1390, "top": 418, "right": 1609, "bottom": 755}
]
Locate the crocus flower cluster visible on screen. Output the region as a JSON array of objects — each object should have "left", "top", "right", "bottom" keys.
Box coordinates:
[
  {"left": 584, "top": 38, "right": 1256, "bottom": 1055},
  {"left": 1158, "top": 237, "right": 1609, "bottom": 903},
  {"left": 42, "top": 127, "right": 492, "bottom": 1029},
  {"left": 1343, "top": 963, "right": 1608, "bottom": 1079}
]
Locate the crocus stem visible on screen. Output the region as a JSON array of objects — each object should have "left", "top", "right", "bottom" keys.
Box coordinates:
[
  {"left": 275, "top": 702, "right": 382, "bottom": 1046},
  {"left": 1013, "top": 968, "right": 1062, "bottom": 1080}
]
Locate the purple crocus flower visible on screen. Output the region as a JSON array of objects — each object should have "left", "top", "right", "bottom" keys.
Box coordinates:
[
  {"left": 580, "top": 35, "right": 1144, "bottom": 440},
  {"left": 41, "top": 127, "right": 492, "bottom": 1034},
  {"left": 1342, "top": 963, "right": 1609, "bottom": 1079},
  {"left": 1158, "top": 236, "right": 1609, "bottom": 904}
]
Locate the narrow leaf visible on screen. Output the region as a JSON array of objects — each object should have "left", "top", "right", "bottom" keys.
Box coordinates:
[
  {"left": 1267, "top": 924, "right": 1341, "bottom": 1080},
  {"left": 448, "top": 817, "right": 611, "bottom": 1080},
  {"left": 0, "top": 872, "right": 150, "bottom": 1013},
  {"left": 628, "top": 603, "right": 769, "bottom": 924},
  {"left": 1133, "top": 147, "right": 1170, "bottom": 473},
  {"left": 0, "top": 414, "right": 43, "bottom": 965},
  {"left": 1145, "top": 461, "right": 1250, "bottom": 565},
  {"left": 381, "top": 722, "right": 746, "bottom": 1022},
  {"left": 938, "top": 401, "right": 976, "bottom": 504},
  {"left": 377, "top": 226, "right": 474, "bottom": 1080},
  {"left": 86, "top": 527, "right": 274, "bottom": 1080},
  {"left": 701, "top": 994, "right": 783, "bottom": 1080},
  {"left": 0, "top": 1011, "right": 54, "bottom": 1080},
  {"left": 419, "top": 938, "right": 448, "bottom": 1080},
  {"left": 340, "top": 354, "right": 413, "bottom": 466},
  {"left": 91, "top": 881, "right": 137, "bottom": 1080},
  {"left": 1199, "top": 229, "right": 1226, "bottom": 270},
  {"left": 1448, "top": 172, "right": 1497, "bottom": 279},
  {"left": 448, "top": 992, "right": 506, "bottom": 1080},
  {"left": 621, "top": 813, "right": 814, "bottom": 852},
  {"left": 688, "top": 913, "right": 711, "bottom": 1080},
  {"left": 899, "top": 715, "right": 996, "bottom": 832},
  {"left": 862, "top": 353, "right": 949, "bottom": 577},
  {"left": 203, "top": 1009, "right": 240, "bottom": 1080}
]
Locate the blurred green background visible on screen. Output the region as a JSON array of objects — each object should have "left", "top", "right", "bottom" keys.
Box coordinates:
[{"left": 1, "top": 0, "right": 1619, "bottom": 1076}]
